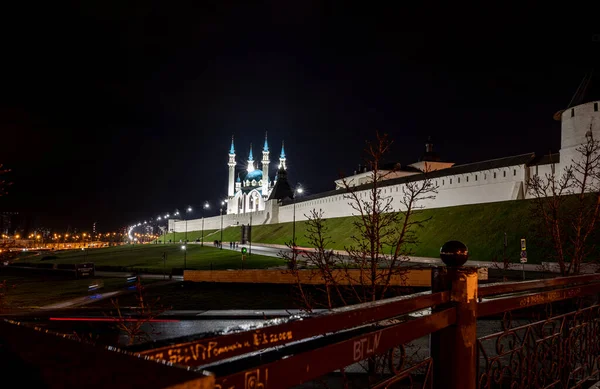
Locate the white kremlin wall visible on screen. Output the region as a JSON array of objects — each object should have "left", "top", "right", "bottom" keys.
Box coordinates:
[
  {"left": 169, "top": 161, "right": 534, "bottom": 232},
  {"left": 277, "top": 161, "right": 530, "bottom": 223},
  {"left": 168, "top": 99, "right": 599, "bottom": 236}
]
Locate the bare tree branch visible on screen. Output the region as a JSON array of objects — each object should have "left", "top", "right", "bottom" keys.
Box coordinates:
[{"left": 527, "top": 127, "right": 600, "bottom": 275}]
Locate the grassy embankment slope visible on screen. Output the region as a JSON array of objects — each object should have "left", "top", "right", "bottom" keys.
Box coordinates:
[
  {"left": 15, "top": 244, "right": 283, "bottom": 271},
  {"left": 177, "top": 199, "right": 556, "bottom": 264}
]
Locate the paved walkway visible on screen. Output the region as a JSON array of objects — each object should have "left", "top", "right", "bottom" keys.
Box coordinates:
[{"left": 229, "top": 242, "right": 600, "bottom": 274}]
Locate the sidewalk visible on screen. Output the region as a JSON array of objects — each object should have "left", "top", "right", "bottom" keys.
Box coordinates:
[{"left": 248, "top": 243, "right": 600, "bottom": 274}]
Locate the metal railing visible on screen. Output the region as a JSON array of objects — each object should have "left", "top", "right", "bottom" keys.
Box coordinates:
[
  {"left": 4, "top": 263, "right": 600, "bottom": 388},
  {"left": 134, "top": 268, "right": 600, "bottom": 388}
]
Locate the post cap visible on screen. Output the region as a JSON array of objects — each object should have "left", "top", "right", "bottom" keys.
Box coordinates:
[{"left": 440, "top": 241, "right": 468, "bottom": 267}]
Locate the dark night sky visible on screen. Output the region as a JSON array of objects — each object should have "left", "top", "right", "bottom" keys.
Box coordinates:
[{"left": 0, "top": 2, "right": 598, "bottom": 231}]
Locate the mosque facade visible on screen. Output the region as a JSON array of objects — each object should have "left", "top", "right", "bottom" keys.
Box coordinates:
[{"left": 225, "top": 133, "right": 287, "bottom": 215}]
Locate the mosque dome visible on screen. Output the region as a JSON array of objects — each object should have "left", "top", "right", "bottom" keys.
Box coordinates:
[{"left": 245, "top": 169, "right": 264, "bottom": 182}]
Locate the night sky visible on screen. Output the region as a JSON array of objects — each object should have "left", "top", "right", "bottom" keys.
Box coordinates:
[{"left": 0, "top": 2, "right": 598, "bottom": 231}]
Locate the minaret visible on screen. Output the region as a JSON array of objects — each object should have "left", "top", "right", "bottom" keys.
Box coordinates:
[
  {"left": 279, "top": 141, "right": 287, "bottom": 170},
  {"left": 227, "top": 136, "right": 236, "bottom": 197},
  {"left": 262, "top": 131, "right": 270, "bottom": 197},
  {"left": 247, "top": 143, "right": 255, "bottom": 172}
]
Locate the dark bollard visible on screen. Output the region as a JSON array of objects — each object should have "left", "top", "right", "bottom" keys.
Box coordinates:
[
  {"left": 431, "top": 241, "right": 477, "bottom": 389},
  {"left": 439, "top": 240, "right": 469, "bottom": 267}
]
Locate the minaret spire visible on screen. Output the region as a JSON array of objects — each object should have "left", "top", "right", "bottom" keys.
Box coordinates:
[
  {"left": 247, "top": 143, "right": 255, "bottom": 172},
  {"left": 279, "top": 141, "right": 287, "bottom": 170},
  {"left": 262, "top": 131, "right": 270, "bottom": 197},
  {"left": 227, "top": 135, "right": 236, "bottom": 201},
  {"left": 263, "top": 130, "right": 269, "bottom": 152}
]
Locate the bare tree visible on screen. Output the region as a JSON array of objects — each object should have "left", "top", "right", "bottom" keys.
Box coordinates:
[
  {"left": 110, "top": 277, "right": 169, "bottom": 345},
  {"left": 283, "top": 132, "right": 438, "bottom": 306},
  {"left": 281, "top": 132, "right": 437, "bottom": 386},
  {"left": 528, "top": 128, "right": 600, "bottom": 275},
  {"left": 340, "top": 132, "right": 437, "bottom": 303},
  {"left": 284, "top": 208, "right": 345, "bottom": 311}
]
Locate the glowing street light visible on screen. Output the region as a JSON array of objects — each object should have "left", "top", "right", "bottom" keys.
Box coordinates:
[
  {"left": 201, "top": 201, "right": 210, "bottom": 247},
  {"left": 181, "top": 244, "right": 187, "bottom": 270},
  {"left": 220, "top": 201, "right": 226, "bottom": 249},
  {"left": 292, "top": 185, "right": 304, "bottom": 260},
  {"left": 184, "top": 206, "right": 193, "bottom": 243}
]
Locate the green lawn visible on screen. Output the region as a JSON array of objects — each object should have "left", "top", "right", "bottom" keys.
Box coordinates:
[
  {"left": 155, "top": 229, "right": 219, "bottom": 244},
  {"left": 13, "top": 244, "right": 284, "bottom": 272},
  {"left": 185, "top": 199, "right": 572, "bottom": 264},
  {"left": 0, "top": 275, "right": 158, "bottom": 310}
]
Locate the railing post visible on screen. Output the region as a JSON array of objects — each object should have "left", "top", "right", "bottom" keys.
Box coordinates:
[{"left": 431, "top": 241, "right": 478, "bottom": 389}]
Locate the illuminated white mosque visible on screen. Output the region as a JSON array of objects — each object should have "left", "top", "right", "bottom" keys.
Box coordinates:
[{"left": 225, "top": 133, "right": 288, "bottom": 215}]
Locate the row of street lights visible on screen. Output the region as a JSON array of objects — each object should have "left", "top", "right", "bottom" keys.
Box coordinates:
[
  {"left": 132, "top": 200, "right": 225, "bottom": 246},
  {"left": 131, "top": 184, "right": 303, "bottom": 254}
]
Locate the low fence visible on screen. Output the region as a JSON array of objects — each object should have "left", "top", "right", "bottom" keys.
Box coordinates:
[
  {"left": 138, "top": 265, "right": 600, "bottom": 388},
  {"left": 4, "top": 258, "right": 600, "bottom": 387},
  {"left": 184, "top": 267, "right": 489, "bottom": 287}
]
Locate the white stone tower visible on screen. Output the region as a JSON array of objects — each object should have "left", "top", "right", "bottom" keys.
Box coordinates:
[
  {"left": 559, "top": 100, "right": 600, "bottom": 171},
  {"left": 262, "top": 131, "right": 270, "bottom": 197},
  {"left": 279, "top": 141, "right": 287, "bottom": 170},
  {"left": 247, "top": 143, "right": 255, "bottom": 173},
  {"left": 227, "top": 136, "right": 236, "bottom": 197}
]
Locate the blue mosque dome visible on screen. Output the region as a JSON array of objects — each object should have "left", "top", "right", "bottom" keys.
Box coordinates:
[{"left": 245, "top": 169, "right": 264, "bottom": 182}]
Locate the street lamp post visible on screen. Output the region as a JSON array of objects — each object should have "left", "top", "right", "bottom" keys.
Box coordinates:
[
  {"left": 182, "top": 245, "right": 187, "bottom": 270},
  {"left": 220, "top": 201, "right": 225, "bottom": 249},
  {"left": 201, "top": 202, "right": 210, "bottom": 247},
  {"left": 157, "top": 216, "right": 165, "bottom": 244},
  {"left": 292, "top": 186, "right": 303, "bottom": 263},
  {"left": 292, "top": 186, "right": 304, "bottom": 249},
  {"left": 185, "top": 206, "right": 192, "bottom": 243}
]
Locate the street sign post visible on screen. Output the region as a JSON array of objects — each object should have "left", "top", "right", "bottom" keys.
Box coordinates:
[{"left": 520, "top": 250, "right": 527, "bottom": 263}]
